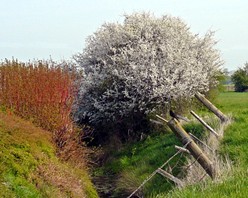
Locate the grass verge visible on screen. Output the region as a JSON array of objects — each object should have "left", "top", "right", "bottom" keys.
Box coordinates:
[
  {"left": 0, "top": 111, "right": 98, "bottom": 198},
  {"left": 154, "top": 92, "right": 248, "bottom": 197},
  {"left": 95, "top": 92, "right": 248, "bottom": 197},
  {"left": 93, "top": 122, "right": 205, "bottom": 197}
]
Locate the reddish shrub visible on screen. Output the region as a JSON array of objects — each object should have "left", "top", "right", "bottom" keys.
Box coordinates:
[
  {"left": 0, "top": 59, "right": 76, "bottom": 131},
  {"left": 0, "top": 59, "right": 83, "bottom": 156}
]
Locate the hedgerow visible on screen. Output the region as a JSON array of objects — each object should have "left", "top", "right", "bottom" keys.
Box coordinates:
[
  {"left": 74, "top": 13, "right": 223, "bottom": 143},
  {"left": 0, "top": 59, "right": 76, "bottom": 131},
  {"left": 0, "top": 59, "right": 88, "bottom": 163}
]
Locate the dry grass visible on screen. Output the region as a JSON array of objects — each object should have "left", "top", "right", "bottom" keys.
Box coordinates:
[
  {"left": 36, "top": 163, "right": 86, "bottom": 198},
  {"left": 181, "top": 115, "right": 233, "bottom": 186}
]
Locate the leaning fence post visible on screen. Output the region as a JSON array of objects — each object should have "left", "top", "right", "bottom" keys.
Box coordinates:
[
  {"left": 157, "top": 168, "right": 184, "bottom": 188},
  {"left": 175, "top": 145, "right": 190, "bottom": 154},
  {"left": 190, "top": 110, "right": 219, "bottom": 138},
  {"left": 167, "top": 118, "right": 216, "bottom": 179},
  {"left": 195, "top": 92, "right": 228, "bottom": 122}
]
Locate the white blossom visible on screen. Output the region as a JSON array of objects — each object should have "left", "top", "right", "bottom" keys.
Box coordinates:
[{"left": 74, "top": 13, "right": 223, "bottom": 124}]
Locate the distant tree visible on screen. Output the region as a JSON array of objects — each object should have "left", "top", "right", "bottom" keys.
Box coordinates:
[
  {"left": 74, "top": 13, "right": 223, "bottom": 143},
  {"left": 231, "top": 63, "right": 248, "bottom": 92}
]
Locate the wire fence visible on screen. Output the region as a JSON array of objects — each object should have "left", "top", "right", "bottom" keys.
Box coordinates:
[{"left": 127, "top": 141, "right": 191, "bottom": 198}]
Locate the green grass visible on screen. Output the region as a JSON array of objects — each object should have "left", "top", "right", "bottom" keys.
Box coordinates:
[
  {"left": 0, "top": 111, "right": 98, "bottom": 198},
  {"left": 94, "top": 122, "right": 204, "bottom": 197},
  {"left": 155, "top": 92, "right": 248, "bottom": 197},
  {"left": 94, "top": 133, "right": 178, "bottom": 197},
  {"left": 155, "top": 169, "right": 248, "bottom": 198},
  {"left": 97, "top": 92, "right": 248, "bottom": 197},
  {"left": 216, "top": 92, "right": 248, "bottom": 164}
]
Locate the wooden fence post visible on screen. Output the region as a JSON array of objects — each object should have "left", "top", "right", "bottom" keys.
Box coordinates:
[
  {"left": 167, "top": 118, "right": 216, "bottom": 179},
  {"left": 157, "top": 168, "right": 184, "bottom": 188},
  {"left": 190, "top": 110, "right": 219, "bottom": 138},
  {"left": 175, "top": 145, "right": 190, "bottom": 154},
  {"left": 195, "top": 92, "right": 228, "bottom": 122}
]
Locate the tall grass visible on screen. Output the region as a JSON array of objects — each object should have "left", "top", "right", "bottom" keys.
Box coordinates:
[{"left": 153, "top": 92, "right": 248, "bottom": 197}]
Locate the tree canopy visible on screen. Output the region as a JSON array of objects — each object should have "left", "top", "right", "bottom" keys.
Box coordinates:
[
  {"left": 74, "top": 13, "right": 223, "bottom": 141},
  {"left": 232, "top": 63, "right": 248, "bottom": 92}
]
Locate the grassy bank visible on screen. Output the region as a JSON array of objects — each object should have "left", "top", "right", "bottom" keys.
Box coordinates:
[
  {"left": 94, "top": 117, "right": 205, "bottom": 197},
  {"left": 94, "top": 133, "right": 182, "bottom": 197},
  {"left": 156, "top": 92, "right": 248, "bottom": 197},
  {"left": 0, "top": 111, "right": 98, "bottom": 198},
  {"left": 95, "top": 92, "right": 248, "bottom": 197}
]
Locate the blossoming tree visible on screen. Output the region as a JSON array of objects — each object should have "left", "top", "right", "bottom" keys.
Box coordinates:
[{"left": 74, "top": 13, "right": 223, "bottom": 141}]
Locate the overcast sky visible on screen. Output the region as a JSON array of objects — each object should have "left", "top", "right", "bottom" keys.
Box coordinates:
[{"left": 1, "top": 0, "right": 248, "bottom": 70}]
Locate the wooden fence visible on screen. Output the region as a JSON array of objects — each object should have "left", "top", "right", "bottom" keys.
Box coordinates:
[{"left": 128, "top": 92, "right": 228, "bottom": 198}]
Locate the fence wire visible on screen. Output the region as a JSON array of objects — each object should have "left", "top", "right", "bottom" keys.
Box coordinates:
[{"left": 127, "top": 141, "right": 190, "bottom": 198}]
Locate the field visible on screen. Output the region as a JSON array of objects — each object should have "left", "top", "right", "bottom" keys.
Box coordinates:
[{"left": 95, "top": 92, "right": 248, "bottom": 197}]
